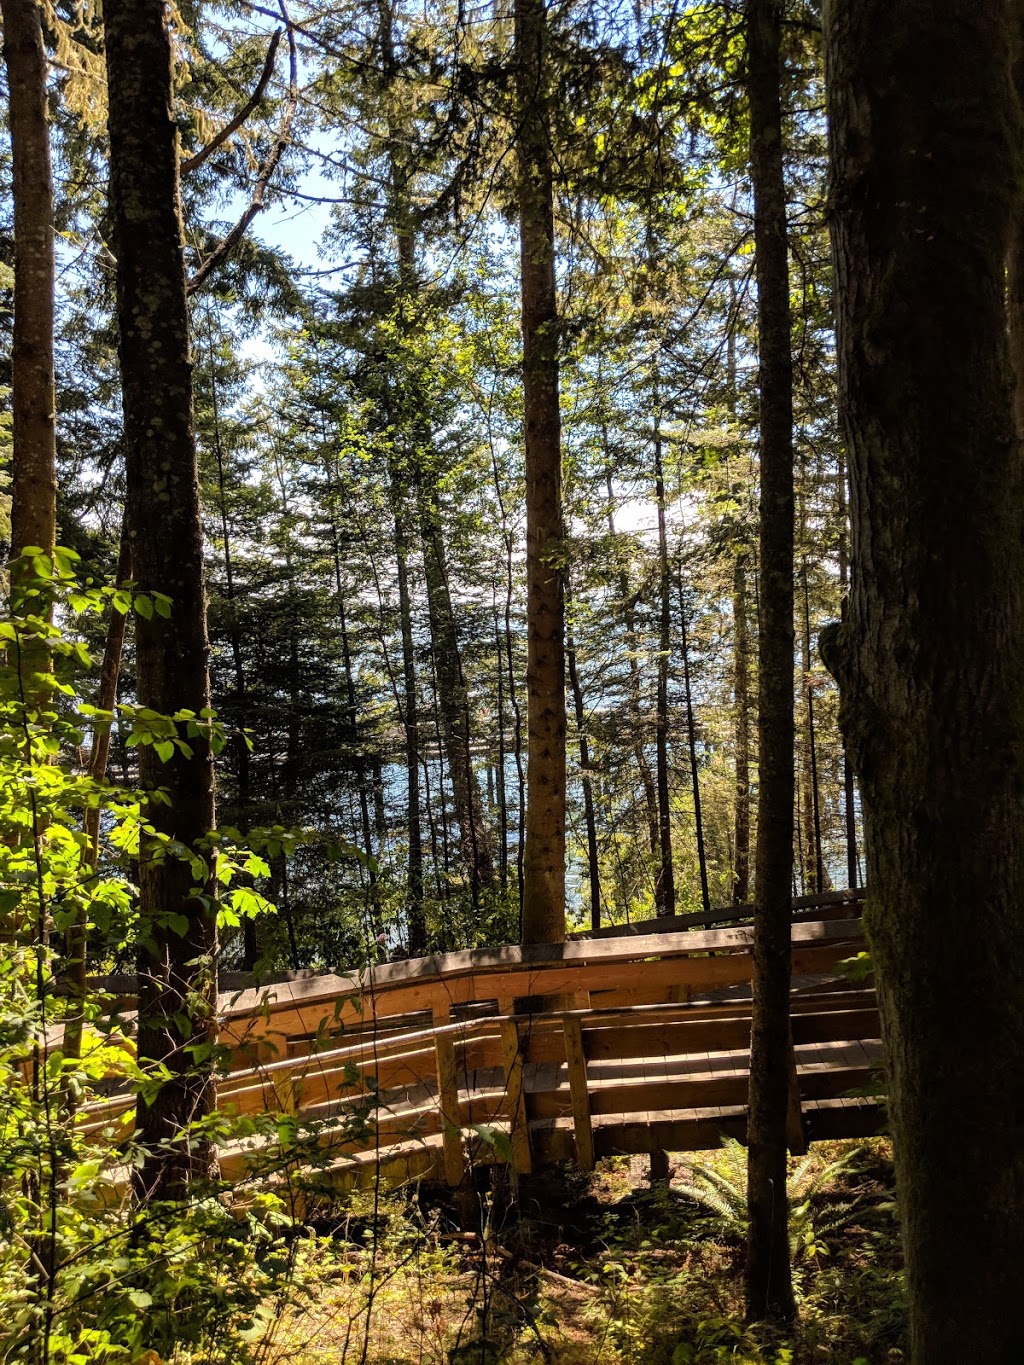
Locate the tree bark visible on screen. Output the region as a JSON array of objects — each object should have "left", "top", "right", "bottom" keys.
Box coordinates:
[
  {"left": 732, "top": 551, "right": 752, "bottom": 902},
  {"left": 566, "top": 573, "right": 601, "bottom": 929},
  {"left": 394, "top": 499, "right": 425, "bottom": 954},
  {"left": 824, "top": 3, "right": 1024, "bottom": 1358},
  {"left": 105, "top": 0, "right": 219, "bottom": 1199},
  {"left": 653, "top": 414, "right": 676, "bottom": 916},
  {"left": 605, "top": 471, "right": 661, "bottom": 866},
  {"left": 1, "top": 0, "right": 56, "bottom": 578},
  {"left": 417, "top": 482, "right": 495, "bottom": 904},
  {"left": 744, "top": 0, "right": 796, "bottom": 1327},
  {"left": 677, "top": 569, "right": 710, "bottom": 916},
  {"left": 516, "top": 0, "right": 566, "bottom": 943},
  {"left": 835, "top": 448, "right": 859, "bottom": 889},
  {"left": 65, "top": 526, "right": 131, "bottom": 1064}
]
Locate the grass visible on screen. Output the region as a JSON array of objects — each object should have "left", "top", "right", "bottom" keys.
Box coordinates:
[{"left": 195, "top": 1138, "right": 904, "bottom": 1365}]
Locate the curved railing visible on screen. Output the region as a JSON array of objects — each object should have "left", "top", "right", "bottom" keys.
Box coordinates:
[{"left": 80, "top": 897, "right": 879, "bottom": 1194}]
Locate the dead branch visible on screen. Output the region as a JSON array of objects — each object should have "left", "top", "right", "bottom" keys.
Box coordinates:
[{"left": 180, "top": 28, "right": 282, "bottom": 178}]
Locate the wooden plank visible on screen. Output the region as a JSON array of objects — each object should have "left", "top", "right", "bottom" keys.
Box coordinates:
[
  {"left": 434, "top": 1031, "right": 465, "bottom": 1186},
  {"left": 571, "top": 890, "right": 864, "bottom": 939},
  {"left": 501, "top": 1019, "right": 532, "bottom": 1174},
  {"left": 786, "top": 1040, "right": 807, "bottom": 1155},
  {"left": 562, "top": 1016, "right": 594, "bottom": 1171},
  {"left": 221, "top": 918, "right": 865, "bottom": 1030}
]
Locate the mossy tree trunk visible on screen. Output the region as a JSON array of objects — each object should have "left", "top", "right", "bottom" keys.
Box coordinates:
[
  {"left": 823, "top": 2, "right": 1024, "bottom": 1358},
  {"left": 105, "top": 0, "right": 219, "bottom": 1199}
]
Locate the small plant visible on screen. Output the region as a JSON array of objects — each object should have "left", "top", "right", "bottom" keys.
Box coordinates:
[{"left": 670, "top": 1139, "right": 866, "bottom": 1263}]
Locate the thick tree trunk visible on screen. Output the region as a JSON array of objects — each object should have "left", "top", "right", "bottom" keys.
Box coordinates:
[
  {"left": 1, "top": 0, "right": 56, "bottom": 580},
  {"left": 732, "top": 551, "right": 752, "bottom": 902},
  {"left": 105, "top": 0, "right": 219, "bottom": 1199},
  {"left": 823, "top": 3, "right": 1024, "bottom": 1358},
  {"left": 744, "top": 0, "right": 796, "bottom": 1326},
  {"left": 516, "top": 0, "right": 566, "bottom": 944},
  {"left": 511, "top": 0, "right": 576, "bottom": 1007}
]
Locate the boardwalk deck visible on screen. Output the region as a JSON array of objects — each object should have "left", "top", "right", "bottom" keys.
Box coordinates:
[{"left": 82, "top": 903, "right": 883, "bottom": 1194}]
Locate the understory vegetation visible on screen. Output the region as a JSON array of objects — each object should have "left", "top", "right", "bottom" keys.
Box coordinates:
[{"left": 0, "top": 1124, "right": 903, "bottom": 1365}]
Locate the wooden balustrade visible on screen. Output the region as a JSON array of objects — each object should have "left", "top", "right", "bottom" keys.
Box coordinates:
[{"left": 76, "top": 918, "right": 880, "bottom": 1191}]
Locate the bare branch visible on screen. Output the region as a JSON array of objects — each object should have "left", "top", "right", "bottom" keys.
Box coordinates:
[
  {"left": 181, "top": 28, "right": 282, "bottom": 178},
  {"left": 187, "top": 2, "right": 298, "bottom": 294}
]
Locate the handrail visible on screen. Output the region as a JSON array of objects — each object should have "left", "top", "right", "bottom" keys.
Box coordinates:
[{"left": 78, "top": 918, "right": 877, "bottom": 1187}]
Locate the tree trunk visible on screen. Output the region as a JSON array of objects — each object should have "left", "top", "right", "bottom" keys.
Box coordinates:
[
  {"left": 517, "top": 0, "right": 566, "bottom": 943},
  {"left": 606, "top": 472, "right": 660, "bottom": 864},
  {"left": 677, "top": 569, "right": 710, "bottom": 916},
  {"left": 394, "top": 502, "right": 425, "bottom": 954},
  {"left": 205, "top": 332, "right": 258, "bottom": 966},
  {"left": 801, "top": 568, "right": 827, "bottom": 894},
  {"left": 105, "top": 0, "right": 219, "bottom": 1200},
  {"left": 417, "top": 482, "right": 495, "bottom": 903},
  {"left": 65, "top": 526, "right": 131, "bottom": 1064},
  {"left": 653, "top": 415, "right": 676, "bottom": 916},
  {"left": 1, "top": 0, "right": 56, "bottom": 580},
  {"left": 733, "top": 551, "right": 752, "bottom": 902},
  {"left": 835, "top": 447, "right": 859, "bottom": 888},
  {"left": 566, "top": 573, "right": 601, "bottom": 929},
  {"left": 744, "top": 0, "right": 796, "bottom": 1326},
  {"left": 823, "top": 3, "right": 1024, "bottom": 1358}
]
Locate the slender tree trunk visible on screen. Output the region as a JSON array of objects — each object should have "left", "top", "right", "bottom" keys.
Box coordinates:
[
  {"left": 489, "top": 447, "right": 527, "bottom": 920},
  {"left": 653, "top": 414, "right": 676, "bottom": 916},
  {"left": 606, "top": 472, "right": 660, "bottom": 862},
  {"left": 566, "top": 574, "right": 601, "bottom": 929},
  {"left": 801, "top": 567, "right": 827, "bottom": 894},
  {"left": 836, "top": 448, "right": 859, "bottom": 888},
  {"left": 494, "top": 607, "right": 509, "bottom": 894},
  {"left": 417, "top": 482, "right": 494, "bottom": 903},
  {"left": 517, "top": 0, "right": 566, "bottom": 943},
  {"left": 326, "top": 460, "right": 379, "bottom": 931},
  {"left": 205, "top": 334, "right": 258, "bottom": 966},
  {"left": 677, "top": 569, "right": 710, "bottom": 916},
  {"left": 394, "top": 503, "right": 425, "bottom": 953},
  {"left": 798, "top": 589, "right": 815, "bottom": 894},
  {"left": 744, "top": 0, "right": 796, "bottom": 1326},
  {"left": 65, "top": 527, "right": 131, "bottom": 1063},
  {"left": 2, "top": 0, "right": 56, "bottom": 580},
  {"left": 824, "top": 3, "right": 1024, "bottom": 1357},
  {"left": 733, "top": 551, "right": 752, "bottom": 902},
  {"left": 105, "top": 0, "right": 218, "bottom": 1199}
]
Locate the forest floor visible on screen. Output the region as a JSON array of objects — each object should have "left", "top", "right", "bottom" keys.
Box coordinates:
[{"left": 248, "top": 1138, "right": 904, "bottom": 1365}]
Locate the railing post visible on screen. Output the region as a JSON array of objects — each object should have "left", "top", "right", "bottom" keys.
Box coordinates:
[
  {"left": 500, "top": 1018, "right": 533, "bottom": 1174},
  {"left": 432, "top": 1002, "right": 465, "bottom": 1186},
  {"left": 786, "top": 1038, "right": 807, "bottom": 1155},
  {"left": 562, "top": 1014, "right": 594, "bottom": 1171}
]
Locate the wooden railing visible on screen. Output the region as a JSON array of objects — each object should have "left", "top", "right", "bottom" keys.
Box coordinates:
[{"left": 80, "top": 911, "right": 880, "bottom": 1192}]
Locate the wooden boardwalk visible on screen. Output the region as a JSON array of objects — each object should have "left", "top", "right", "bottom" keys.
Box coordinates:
[{"left": 83, "top": 898, "right": 882, "bottom": 1194}]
